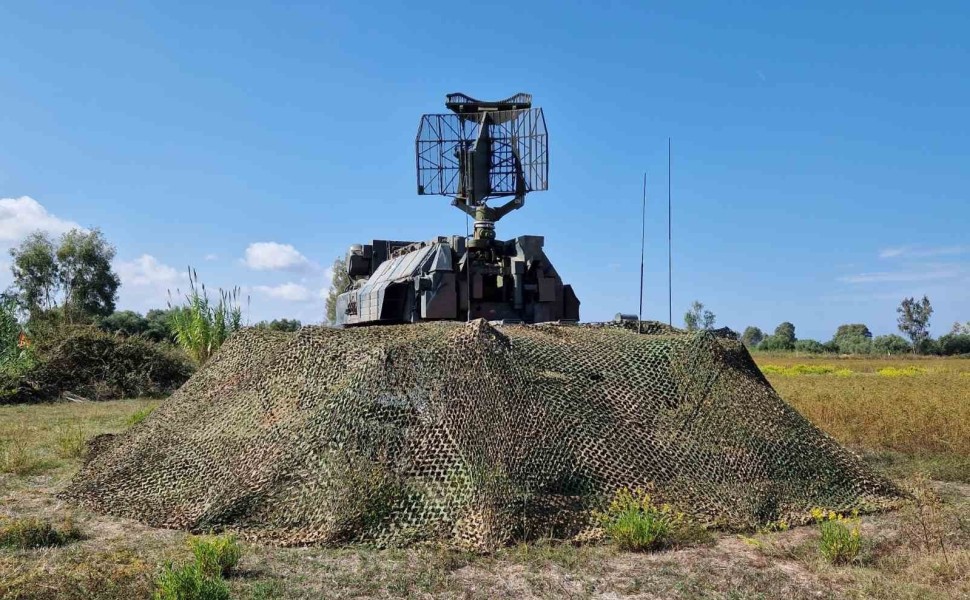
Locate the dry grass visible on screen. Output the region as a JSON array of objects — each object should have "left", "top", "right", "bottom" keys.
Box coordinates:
[
  {"left": 1, "top": 360, "right": 968, "bottom": 598},
  {"left": 756, "top": 356, "right": 970, "bottom": 481}
]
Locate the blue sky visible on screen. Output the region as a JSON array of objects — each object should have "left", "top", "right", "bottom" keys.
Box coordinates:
[{"left": 1, "top": 2, "right": 967, "bottom": 340}]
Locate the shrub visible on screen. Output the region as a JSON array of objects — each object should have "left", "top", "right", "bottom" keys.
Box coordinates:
[
  {"left": 168, "top": 269, "right": 243, "bottom": 364},
  {"left": 153, "top": 562, "right": 230, "bottom": 600},
  {"left": 0, "top": 516, "right": 83, "bottom": 549},
  {"left": 597, "top": 487, "right": 700, "bottom": 552},
  {"left": 8, "top": 326, "right": 194, "bottom": 403},
  {"left": 811, "top": 508, "right": 861, "bottom": 565},
  {"left": 872, "top": 334, "right": 911, "bottom": 355},
  {"left": 758, "top": 334, "right": 794, "bottom": 352},
  {"left": 189, "top": 534, "right": 242, "bottom": 578}
]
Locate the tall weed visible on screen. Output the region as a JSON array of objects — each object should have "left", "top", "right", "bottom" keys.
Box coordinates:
[{"left": 168, "top": 269, "right": 243, "bottom": 364}]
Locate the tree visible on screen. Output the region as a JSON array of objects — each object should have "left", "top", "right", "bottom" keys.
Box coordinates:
[
  {"left": 254, "top": 319, "right": 302, "bottom": 332},
  {"left": 774, "top": 322, "right": 796, "bottom": 345},
  {"left": 8, "top": 232, "right": 59, "bottom": 315},
  {"left": 99, "top": 310, "right": 149, "bottom": 337},
  {"left": 872, "top": 334, "right": 910, "bottom": 355},
  {"left": 8, "top": 228, "right": 120, "bottom": 322},
  {"left": 833, "top": 324, "right": 872, "bottom": 341},
  {"left": 145, "top": 308, "right": 178, "bottom": 343},
  {"left": 951, "top": 321, "right": 970, "bottom": 335},
  {"left": 683, "top": 300, "right": 716, "bottom": 332},
  {"left": 57, "top": 229, "right": 120, "bottom": 319},
  {"left": 938, "top": 333, "right": 970, "bottom": 356},
  {"left": 897, "top": 295, "right": 933, "bottom": 353},
  {"left": 325, "top": 256, "right": 351, "bottom": 325},
  {"left": 832, "top": 324, "right": 873, "bottom": 354},
  {"left": 741, "top": 326, "right": 764, "bottom": 348}
]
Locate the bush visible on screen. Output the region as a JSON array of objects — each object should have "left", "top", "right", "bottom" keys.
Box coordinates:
[
  {"left": 55, "top": 424, "right": 88, "bottom": 458},
  {"left": 835, "top": 334, "right": 872, "bottom": 355},
  {"left": 811, "top": 508, "right": 861, "bottom": 565},
  {"left": 758, "top": 335, "right": 794, "bottom": 352},
  {"left": 0, "top": 435, "right": 54, "bottom": 475},
  {"left": 597, "top": 487, "right": 700, "bottom": 552},
  {"left": 872, "top": 334, "right": 911, "bottom": 355},
  {"left": 153, "top": 562, "right": 230, "bottom": 600},
  {"left": 0, "top": 516, "right": 83, "bottom": 549},
  {"left": 7, "top": 327, "right": 194, "bottom": 403},
  {"left": 189, "top": 534, "right": 242, "bottom": 578}
]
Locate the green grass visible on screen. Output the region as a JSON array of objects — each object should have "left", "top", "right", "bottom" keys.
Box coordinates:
[
  {"left": 153, "top": 562, "right": 230, "bottom": 600},
  {"left": 190, "top": 534, "right": 241, "bottom": 578}
]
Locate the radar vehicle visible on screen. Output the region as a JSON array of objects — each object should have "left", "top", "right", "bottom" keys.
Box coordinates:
[{"left": 335, "top": 93, "right": 579, "bottom": 325}]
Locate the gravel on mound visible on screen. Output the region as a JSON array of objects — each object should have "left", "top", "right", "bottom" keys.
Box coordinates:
[{"left": 62, "top": 320, "right": 903, "bottom": 549}]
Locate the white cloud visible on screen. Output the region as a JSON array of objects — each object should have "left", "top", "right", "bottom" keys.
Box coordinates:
[
  {"left": 243, "top": 242, "right": 311, "bottom": 271},
  {"left": 255, "top": 282, "right": 312, "bottom": 302},
  {"left": 879, "top": 245, "right": 967, "bottom": 259},
  {"left": 0, "top": 196, "right": 81, "bottom": 243},
  {"left": 204, "top": 253, "right": 219, "bottom": 261},
  {"left": 838, "top": 269, "right": 960, "bottom": 284},
  {"left": 116, "top": 255, "right": 179, "bottom": 287}
]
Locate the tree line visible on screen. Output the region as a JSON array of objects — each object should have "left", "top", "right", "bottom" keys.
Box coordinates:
[{"left": 685, "top": 295, "right": 969, "bottom": 356}]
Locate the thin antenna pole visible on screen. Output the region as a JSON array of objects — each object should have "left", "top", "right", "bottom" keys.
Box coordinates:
[
  {"left": 465, "top": 213, "right": 471, "bottom": 322},
  {"left": 638, "top": 172, "right": 646, "bottom": 334},
  {"left": 667, "top": 137, "right": 674, "bottom": 327}
]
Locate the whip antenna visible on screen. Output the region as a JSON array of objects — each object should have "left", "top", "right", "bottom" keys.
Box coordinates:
[
  {"left": 667, "top": 137, "right": 674, "bottom": 327},
  {"left": 638, "top": 172, "right": 646, "bottom": 334}
]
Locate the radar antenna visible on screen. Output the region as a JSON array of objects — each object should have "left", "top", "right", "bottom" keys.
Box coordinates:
[{"left": 416, "top": 93, "right": 548, "bottom": 249}]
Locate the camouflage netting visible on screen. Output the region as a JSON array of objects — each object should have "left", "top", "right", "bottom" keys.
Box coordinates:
[{"left": 63, "top": 320, "right": 903, "bottom": 549}]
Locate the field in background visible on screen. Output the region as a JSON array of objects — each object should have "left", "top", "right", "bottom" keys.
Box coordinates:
[
  {"left": 756, "top": 355, "right": 970, "bottom": 483},
  {"left": 1, "top": 356, "right": 968, "bottom": 598}
]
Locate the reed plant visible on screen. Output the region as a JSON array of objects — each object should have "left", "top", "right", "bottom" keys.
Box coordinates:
[{"left": 168, "top": 269, "right": 244, "bottom": 365}]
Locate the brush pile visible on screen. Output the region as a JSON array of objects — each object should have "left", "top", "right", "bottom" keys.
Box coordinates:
[{"left": 64, "top": 320, "right": 902, "bottom": 549}]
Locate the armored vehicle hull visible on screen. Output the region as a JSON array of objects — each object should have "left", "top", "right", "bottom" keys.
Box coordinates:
[{"left": 336, "top": 234, "right": 579, "bottom": 326}]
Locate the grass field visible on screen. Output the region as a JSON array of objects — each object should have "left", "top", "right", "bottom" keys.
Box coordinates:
[{"left": 1, "top": 355, "right": 968, "bottom": 599}]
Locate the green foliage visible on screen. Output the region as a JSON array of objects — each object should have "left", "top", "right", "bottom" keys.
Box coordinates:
[
  {"left": 325, "top": 256, "right": 351, "bottom": 324},
  {"left": 99, "top": 310, "right": 150, "bottom": 337},
  {"left": 811, "top": 508, "right": 862, "bottom": 565},
  {"left": 8, "top": 231, "right": 59, "bottom": 314},
  {"left": 168, "top": 269, "right": 243, "bottom": 364},
  {"left": 9, "top": 327, "right": 194, "bottom": 403},
  {"left": 794, "top": 339, "right": 827, "bottom": 354},
  {"left": 8, "top": 229, "right": 120, "bottom": 321},
  {"left": 253, "top": 318, "right": 302, "bottom": 332},
  {"left": 0, "top": 516, "right": 83, "bottom": 549},
  {"left": 0, "top": 434, "right": 54, "bottom": 475},
  {"left": 145, "top": 309, "right": 179, "bottom": 343},
  {"left": 1, "top": 297, "right": 35, "bottom": 383},
  {"left": 153, "top": 562, "right": 230, "bottom": 600},
  {"left": 758, "top": 334, "right": 793, "bottom": 352},
  {"left": 938, "top": 333, "right": 970, "bottom": 356},
  {"left": 189, "top": 534, "right": 242, "bottom": 578},
  {"left": 833, "top": 323, "right": 873, "bottom": 354},
  {"left": 683, "top": 300, "right": 716, "bottom": 332},
  {"left": 951, "top": 321, "right": 970, "bottom": 335},
  {"left": 597, "top": 487, "right": 699, "bottom": 552},
  {"left": 897, "top": 295, "right": 933, "bottom": 352},
  {"left": 774, "top": 322, "right": 796, "bottom": 345},
  {"left": 872, "top": 334, "right": 911, "bottom": 355},
  {"left": 740, "top": 326, "right": 764, "bottom": 348}
]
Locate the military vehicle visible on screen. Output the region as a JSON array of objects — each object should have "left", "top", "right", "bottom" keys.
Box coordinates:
[{"left": 335, "top": 93, "right": 580, "bottom": 326}]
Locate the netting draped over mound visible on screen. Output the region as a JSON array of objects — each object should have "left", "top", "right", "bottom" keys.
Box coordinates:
[{"left": 64, "top": 321, "right": 902, "bottom": 549}]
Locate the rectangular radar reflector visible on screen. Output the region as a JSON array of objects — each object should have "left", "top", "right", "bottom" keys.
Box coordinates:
[{"left": 415, "top": 107, "right": 548, "bottom": 199}]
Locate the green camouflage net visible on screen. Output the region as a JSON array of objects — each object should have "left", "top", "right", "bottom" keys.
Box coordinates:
[{"left": 63, "top": 320, "right": 902, "bottom": 549}]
